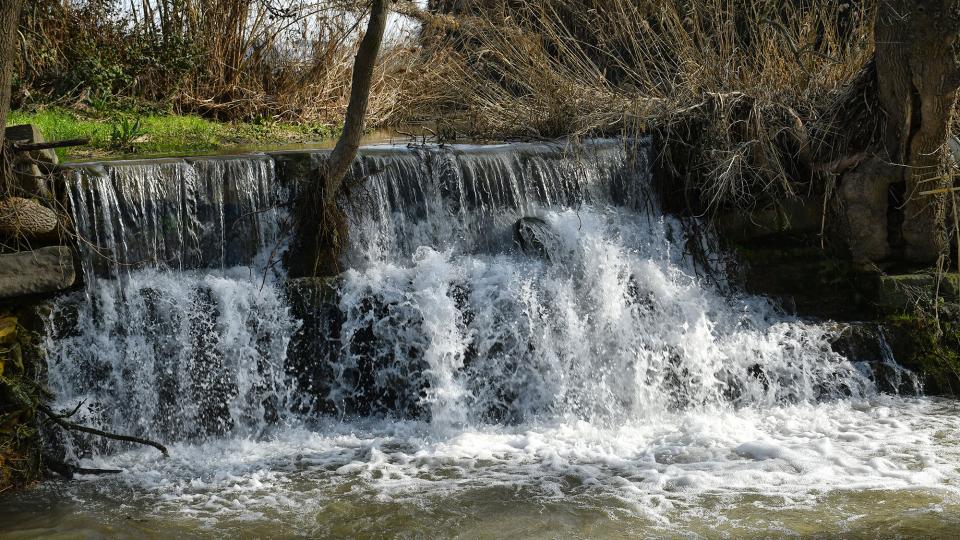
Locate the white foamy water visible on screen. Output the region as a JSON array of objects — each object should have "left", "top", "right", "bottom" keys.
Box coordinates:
[
  {"left": 5, "top": 398, "right": 959, "bottom": 537},
  {"left": 5, "top": 142, "right": 960, "bottom": 538}
]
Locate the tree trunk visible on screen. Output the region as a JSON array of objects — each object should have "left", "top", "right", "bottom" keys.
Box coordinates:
[
  {"left": 0, "top": 0, "right": 26, "bottom": 192},
  {"left": 874, "top": 0, "right": 960, "bottom": 263},
  {"left": 323, "top": 0, "right": 390, "bottom": 207},
  {"left": 289, "top": 0, "right": 390, "bottom": 278},
  {"left": 836, "top": 1, "right": 960, "bottom": 266}
]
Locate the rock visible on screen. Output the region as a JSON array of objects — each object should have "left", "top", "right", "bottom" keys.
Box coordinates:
[
  {"left": 828, "top": 322, "right": 917, "bottom": 394},
  {"left": 884, "top": 315, "right": 960, "bottom": 396},
  {"left": 5, "top": 124, "right": 58, "bottom": 165},
  {"left": 0, "top": 197, "right": 58, "bottom": 239},
  {"left": 0, "top": 246, "right": 75, "bottom": 299},
  {"left": 716, "top": 199, "right": 822, "bottom": 242},
  {"left": 5, "top": 125, "right": 57, "bottom": 198},
  {"left": 514, "top": 217, "right": 560, "bottom": 260},
  {"left": 875, "top": 273, "right": 960, "bottom": 312},
  {"left": 837, "top": 157, "right": 896, "bottom": 264},
  {"left": 733, "top": 244, "right": 875, "bottom": 319},
  {"left": 284, "top": 277, "right": 342, "bottom": 415},
  {"left": 12, "top": 162, "right": 49, "bottom": 198}
]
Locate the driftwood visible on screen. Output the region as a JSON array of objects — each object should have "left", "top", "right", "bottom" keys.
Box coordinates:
[
  {"left": 38, "top": 402, "right": 169, "bottom": 456},
  {"left": 42, "top": 453, "right": 122, "bottom": 480}
]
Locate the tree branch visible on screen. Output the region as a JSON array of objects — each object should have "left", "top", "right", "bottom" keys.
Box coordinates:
[
  {"left": 324, "top": 0, "right": 390, "bottom": 205},
  {"left": 12, "top": 138, "right": 90, "bottom": 153},
  {"left": 38, "top": 403, "right": 169, "bottom": 457}
]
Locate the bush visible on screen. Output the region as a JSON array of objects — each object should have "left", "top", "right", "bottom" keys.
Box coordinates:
[{"left": 13, "top": 0, "right": 413, "bottom": 126}]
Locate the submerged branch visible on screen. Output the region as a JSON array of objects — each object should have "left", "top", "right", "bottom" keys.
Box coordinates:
[
  {"left": 42, "top": 453, "right": 122, "bottom": 480},
  {"left": 37, "top": 403, "right": 169, "bottom": 457}
]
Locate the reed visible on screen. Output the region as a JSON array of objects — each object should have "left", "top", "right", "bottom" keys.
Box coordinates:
[{"left": 399, "top": 0, "right": 879, "bottom": 213}]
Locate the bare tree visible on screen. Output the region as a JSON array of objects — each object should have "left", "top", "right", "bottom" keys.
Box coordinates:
[
  {"left": 875, "top": 0, "right": 960, "bottom": 262},
  {"left": 289, "top": 0, "right": 390, "bottom": 277},
  {"left": 837, "top": 1, "right": 960, "bottom": 265},
  {"left": 0, "top": 0, "right": 26, "bottom": 190}
]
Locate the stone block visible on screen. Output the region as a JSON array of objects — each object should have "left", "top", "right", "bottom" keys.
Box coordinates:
[
  {"left": 0, "top": 246, "right": 75, "bottom": 299},
  {"left": 876, "top": 273, "right": 960, "bottom": 311}
]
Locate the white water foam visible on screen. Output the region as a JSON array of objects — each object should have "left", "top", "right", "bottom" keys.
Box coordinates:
[{"left": 56, "top": 397, "right": 960, "bottom": 535}]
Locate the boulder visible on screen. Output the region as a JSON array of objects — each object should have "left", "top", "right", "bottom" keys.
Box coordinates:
[
  {"left": 0, "top": 246, "right": 75, "bottom": 299},
  {"left": 513, "top": 217, "right": 560, "bottom": 261},
  {"left": 0, "top": 197, "right": 58, "bottom": 239}
]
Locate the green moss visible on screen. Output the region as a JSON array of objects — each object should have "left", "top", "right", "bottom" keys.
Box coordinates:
[
  {"left": 884, "top": 315, "right": 960, "bottom": 396},
  {"left": 7, "top": 107, "right": 341, "bottom": 161}
]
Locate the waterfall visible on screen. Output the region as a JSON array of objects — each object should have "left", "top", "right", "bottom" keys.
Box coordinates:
[
  {"left": 48, "top": 140, "right": 877, "bottom": 448},
  {"left": 327, "top": 140, "right": 875, "bottom": 425},
  {"left": 48, "top": 155, "right": 296, "bottom": 446},
  {"left": 27, "top": 141, "right": 960, "bottom": 536},
  {"left": 66, "top": 155, "right": 287, "bottom": 276}
]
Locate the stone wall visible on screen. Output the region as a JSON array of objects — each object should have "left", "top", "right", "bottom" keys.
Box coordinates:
[{"left": 0, "top": 125, "right": 75, "bottom": 491}]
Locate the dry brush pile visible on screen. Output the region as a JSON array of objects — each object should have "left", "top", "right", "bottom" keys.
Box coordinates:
[{"left": 397, "top": 0, "right": 946, "bottom": 218}]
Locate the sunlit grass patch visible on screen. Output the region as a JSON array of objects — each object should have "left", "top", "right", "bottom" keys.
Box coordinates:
[{"left": 7, "top": 107, "right": 340, "bottom": 161}]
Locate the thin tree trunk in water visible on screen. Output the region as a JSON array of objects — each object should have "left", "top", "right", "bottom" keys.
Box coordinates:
[
  {"left": 289, "top": 0, "right": 390, "bottom": 278},
  {"left": 324, "top": 0, "right": 390, "bottom": 205}
]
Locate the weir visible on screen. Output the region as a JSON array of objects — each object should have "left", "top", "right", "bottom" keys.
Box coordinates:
[
  {"left": 47, "top": 140, "right": 884, "bottom": 445},
  {"left": 17, "top": 140, "right": 960, "bottom": 537}
]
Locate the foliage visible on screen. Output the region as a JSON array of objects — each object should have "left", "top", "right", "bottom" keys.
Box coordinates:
[
  {"left": 0, "top": 314, "right": 43, "bottom": 493},
  {"left": 13, "top": 0, "right": 414, "bottom": 127},
  {"left": 399, "top": 0, "right": 878, "bottom": 213},
  {"left": 108, "top": 114, "right": 144, "bottom": 153}
]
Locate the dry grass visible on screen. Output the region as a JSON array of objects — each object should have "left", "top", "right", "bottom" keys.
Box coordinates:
[{"left": 398, "top": 0, "right": 879, "bottom": 213}]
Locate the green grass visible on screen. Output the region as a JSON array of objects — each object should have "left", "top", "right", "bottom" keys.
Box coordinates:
[{"left": 7, "top": 107, "right": 341, "bottom": 161}]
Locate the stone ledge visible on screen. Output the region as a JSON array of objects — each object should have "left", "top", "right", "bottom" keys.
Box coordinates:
[{"left": 0, "top": 246, "right": 76, "bottom": 300}]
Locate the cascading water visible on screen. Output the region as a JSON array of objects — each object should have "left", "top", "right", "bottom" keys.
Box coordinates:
[
  {"left": 6, "top": 141, "right": 960, "bottom": 538},
  {"left": 328, "top": 141, "right": 875, "bottom": 426},
  {"left": 48, "top": 155, "right": 296, "bottom": 443}
]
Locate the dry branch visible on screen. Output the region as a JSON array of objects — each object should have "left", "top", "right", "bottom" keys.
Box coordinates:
[
  {"left": 38, "top": 403, "right": 169, "bottom": 456},
  {"left": 12, "top": 138, "right": 89, "bottom": 153}
]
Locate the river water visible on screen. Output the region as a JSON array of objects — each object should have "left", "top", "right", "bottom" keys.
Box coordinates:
[{"left": 2, "top": 141, "right": 959, "bottom": 538}]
